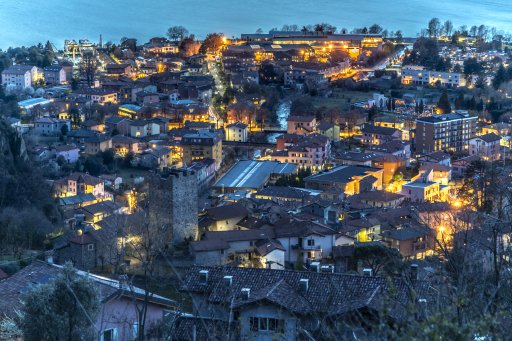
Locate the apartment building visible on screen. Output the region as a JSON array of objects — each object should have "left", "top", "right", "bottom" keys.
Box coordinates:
[
  {"left": 1, "top": 65, "right": 42, "bottom": 87},
  {"left": 182, "top": 129, "right": 223, "bottom": 170},
  {"left": 414, "top": 111, "right": 477, "bottom": 153},
  {"left": 401, "top": 66, "right": 466, "bottom": 87},
  {"left": 271, "top": 134, "right": 330, "bottom": 169},
  {"left": 43, "top": 66, "right": 67, "bottom": 85}
]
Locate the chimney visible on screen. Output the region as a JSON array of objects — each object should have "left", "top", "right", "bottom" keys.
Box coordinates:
[
  {"left": 411, "top": 263, "right": 419, "bottom": 281},
  {"left": 418, "top": 298, "right": 428, "bottom": 319},
  {"left": 300, "top": 278, "right": 309, "bottom": 293},
  {"left": 310, "top": 261, "right": 320, "bottom": 273},
  {"left": 241, "top": 288, "right": 250, "bottom": 300},
  {"left": 363, "top": 268, "right": 372, "bottom": 277},
  {"left": 45, "top": 251, "right": 54, "bottom": 264},
  {"left": 223, "top": 275, "right": 233, "bottom": 287},
  {"left": 321, "top": 265, "right": 334, "bottom": 273},
  {"left": 118, "top": 274, "right": 128, "bottom": 289},
  {"left": 199, "top": 270, "right": 209, "bottom": 285}
]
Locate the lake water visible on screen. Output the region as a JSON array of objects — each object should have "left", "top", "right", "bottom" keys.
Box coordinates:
[{"left": 1, "top": 0, "right": 511, "bottom": 49}]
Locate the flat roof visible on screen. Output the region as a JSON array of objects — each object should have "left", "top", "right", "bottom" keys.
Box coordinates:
[
  {"left": 214, "top": 161, "right": 297, "bottom": 190},
  {"left": 18, "top": 98, "right": 51, "bottom": 108},
  {"left": 403, "top": 180, "right": 438, "bottom": 188}
]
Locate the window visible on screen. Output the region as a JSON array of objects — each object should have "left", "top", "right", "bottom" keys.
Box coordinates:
[
  {"left": 307, "top": 239, "right": 315, "bottom": 246},
  {"left": 101, "top": 328, "right": 117, "bottom": 341},
  {"left": 249, "top": 317, "right": 284, "bottom": 332},
  {"left": 132, "top": 323, "right": 139, "bottom": 339},
  {"left": 87, "top": 244, "right": 94, "bottom": 251}
]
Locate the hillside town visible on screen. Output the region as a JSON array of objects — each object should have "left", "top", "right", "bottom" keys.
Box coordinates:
[{"left": 1, "top": 17, "right": 512, "bottom": 340}]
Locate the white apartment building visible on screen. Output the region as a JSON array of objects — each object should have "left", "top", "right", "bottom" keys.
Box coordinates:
[
  {"left": 401, "top": 65, "right": 466, "bottom": 87},
  {"left": 2, "top": 65, "right": 42, "bottom": 88}
]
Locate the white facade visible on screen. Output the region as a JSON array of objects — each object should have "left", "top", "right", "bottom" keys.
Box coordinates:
[
  {"left": 2, "top": 70, "right": 32, "bottom": 87},
  {"left": 225, "top": 123, "right": 248, "bottom": 142},
  {"left": 402, "top": 66, "right": 466, "bottom": 87},
  {"left": 130, "top": 122, "right": 161, "bottom": 138},
  {"left": 34, "top": 118, "right": 71, "bottom": 136}
]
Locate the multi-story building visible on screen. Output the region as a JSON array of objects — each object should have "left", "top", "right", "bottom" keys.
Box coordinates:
[
  {"left": 105, "top": 63, "right": 132, "bottom": 77},
  {"left": 414, "top": 111, "right": 477, "bottom": 154},
  {"left": 129, "top": 120, "right": 161, "bottom": 138},
  {"left": 34, "top": 117, "right": 70, "bottom": 136},
  {"left": 287, "top": 116, "right": 317, "bottom": 135},
  {"left": 43, "top": 66, "right": 67, "bottom": 85},
  {"left": 2, "top": 68, "right": 30, "bottom": 87},
  {"left": 361, "top": 124, "right": 401, "bottom": 145},
  {"left": 84, "top": 134, "right": 112, "bottom": 154},
  {"left": 469, "top": 133, "right": 501, "bottom": 161},
  {"left": 271, "top": 134, "right": 330, "bottom": 169},
  {"left": 401, "top": 168, "right": 449, "bottom": 202},
  {"left": 182, "top": 129, "right": 223, "bottom": 170},
  {"left": 225, "top": 122, "right": 248, "bottom": 142},
  {"left": 75, "top": 89, "right": 118, "bottom": 104},
  {"left": 401, "top": 65, "right": 466, "bottom": 87},
  {"left": 284, "top": 61, "right": 349, "bottom": 87},
  {"left": 1, "top": 65, "right": 41, "bottom": 87},
  {"left": 53, "top": 172, "right": 105, "bottom": 198}
]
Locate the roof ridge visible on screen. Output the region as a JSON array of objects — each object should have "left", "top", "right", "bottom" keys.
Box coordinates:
[{"left": 366, "top": 284, "right": 381, "bottom": 306}]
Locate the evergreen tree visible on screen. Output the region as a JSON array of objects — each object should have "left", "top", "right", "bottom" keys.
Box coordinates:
[
  {"left": 476, "top": 99, "right": 484, "bottom": 112},
  {"left": 492, "top": 64, "right": 507, "bottom": 89},
  {"left": 419, "top": 100, "right": 424, "bottom": 114},
  {"left": 21, "top": 263, "right": 100, "bottom": 341},
  {"left": 437, "top": 91, "right": 451, "bottom": 114},
  {"left": 368, "top": 105, "right": 378, "bottom": 121},
  {"left": 468, "top": 96, "right": 477, "bottom": 110},
  {"left": 455, "top": 93, "right": 465, "bottom": 109},
  {"left": 475, "top": 75, "right": 485, "bottom": 89},
  {"left": 415, "top": 102, "right": 419, "bottom": 114}
]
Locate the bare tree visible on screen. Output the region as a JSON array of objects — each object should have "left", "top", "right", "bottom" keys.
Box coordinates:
[
  {"left": 167, "top": 26, "right": 189, "bottom": 42},
  {"left": 79, "top": 51, "right": 97, "bottom": 87}
]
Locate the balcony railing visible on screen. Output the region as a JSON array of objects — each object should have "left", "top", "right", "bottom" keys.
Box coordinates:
[
  {"left": 292, "top": 244, "right": 322, "bottom": 251},
  {"left": 413, "top": 241, "right": 427, "bottom": 252}
]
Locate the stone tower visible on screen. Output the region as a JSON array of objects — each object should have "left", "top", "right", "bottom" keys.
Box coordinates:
[{"left": 149, "top": 169, "right": 198, "bottom": 246}]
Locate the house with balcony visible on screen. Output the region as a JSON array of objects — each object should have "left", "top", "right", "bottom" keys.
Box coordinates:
[
  {"left": 271, "top": 134, "right": 330, "bottom": 169},
  {"left": 75, "top": 89, "right": 118, "bottom": 105},
  {"left": 401, "top": 169, "right": 449, "bottom": 203},
  {"left": 191, "top": 219, "right": 347, "bottom": 269},
  {"left": 287, "top": 116, "right": 317, "bottom": 135},
  {"left": 382, "top": 225, "right": 435, "bottom": 259},
  {"left": 361, "top": 124, "right": 401, "bottom": 145}
]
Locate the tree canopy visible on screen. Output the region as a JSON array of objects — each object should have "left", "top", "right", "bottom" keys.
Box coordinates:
[{"left": 21, "top": 263, "right": 100, "bottom": 341}]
